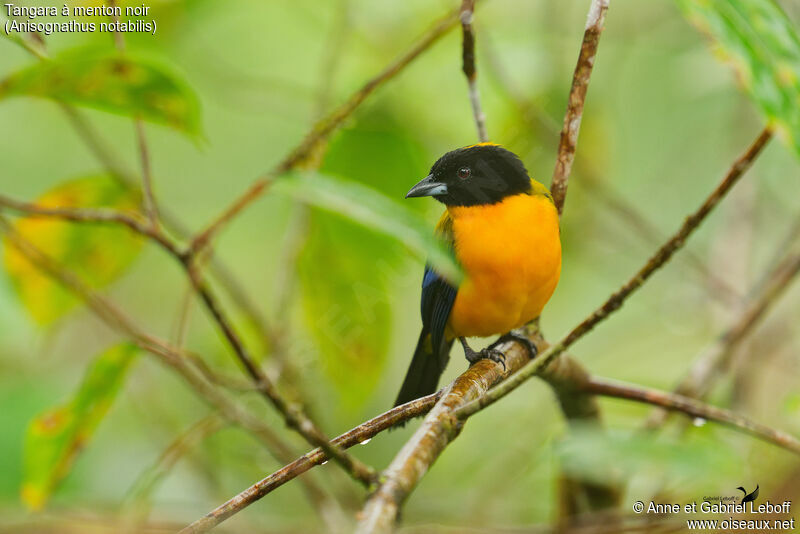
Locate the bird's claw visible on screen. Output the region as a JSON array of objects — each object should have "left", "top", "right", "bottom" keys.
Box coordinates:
[
  {"left": 465, "top": 347, "right": 507, "bottom": 371},
  {"left": 494, "top": 331, "right": 539, "bottom": 360}
]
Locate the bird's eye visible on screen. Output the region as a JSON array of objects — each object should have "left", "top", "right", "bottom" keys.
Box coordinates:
[{"left": 457, "top": 167, "right": 471, "bottom": 179}]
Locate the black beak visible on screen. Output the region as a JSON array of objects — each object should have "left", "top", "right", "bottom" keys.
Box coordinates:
[{"left": 405, "top": 174, "right": 448, "bottom": 199}]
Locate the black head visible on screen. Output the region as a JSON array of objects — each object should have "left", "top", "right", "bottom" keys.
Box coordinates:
[{"left": 405, "top": 144, "right": 531, "bottom": 207}]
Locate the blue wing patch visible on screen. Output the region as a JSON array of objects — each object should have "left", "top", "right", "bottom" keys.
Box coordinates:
[{"left": 420, "top": 265, "right": 457, "bottom": 352}]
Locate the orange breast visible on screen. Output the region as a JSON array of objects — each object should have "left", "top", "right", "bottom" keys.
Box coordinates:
[{"left": 445, "top": 190, "right": 561, "bottom": 339}]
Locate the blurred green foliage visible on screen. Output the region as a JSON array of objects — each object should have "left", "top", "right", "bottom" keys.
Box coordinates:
[
  {"left": 3, "top": 175, "right": 142, "bottom": 324},
  {"left": 0, "top": 0, "right": 799, "bottom": 532},
  {"left": 680, "top": 0, "right": 800, "bottom": 156},
  {"left": 0, "top": 50, "right": 202, "bottom": 136},
  {"left": 22, "top": 343, "right": 138, "bottom": 510}
]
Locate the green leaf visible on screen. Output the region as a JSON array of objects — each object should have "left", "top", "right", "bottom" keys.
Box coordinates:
[
  {"left": 274, "top": 171, "right": 461, "bottom": 283},
  {"left": 297, "top": 215, "right": 394, "bottom": 403},
  {"left": 21, "top": 343, "right": 139, "bottom": 510},
  {"left": 679, "top": 0, "right": 800, "bottom": 156},
  {"left": 0, "top": 50, "right": 201, "bottom": 136},
  {"left": 3, "top": 175, "right": 144, "bottom": 324}
]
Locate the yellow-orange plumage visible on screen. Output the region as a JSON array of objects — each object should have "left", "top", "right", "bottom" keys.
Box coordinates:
[{"left": 442, "top": 181, "right": 561, "bottom": 339}]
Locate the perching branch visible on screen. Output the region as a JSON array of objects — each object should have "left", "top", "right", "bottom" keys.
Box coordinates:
[
  {"left": 550, "top": 0, "right": 611, "bottom": 216},
  {"left": 355, "top": 127, "right": 771, "bottom": 532},
  {"left": 179, "top": 392, "right": 441, "bottom": 534},
  {"left": 456, "top": 127, "right": 772, "bottom": 419},
  {"left": 460, "top": 0, "right": 488, "bottom": 142},
  {"left": 185, "top": 340, "right": 800, "bottom": 534},
  {"left": 356, "top": 338, "right": 533, "bottom": 533},
  {"left": 188, "top": 6, "right": 463, "bottom": 254}
]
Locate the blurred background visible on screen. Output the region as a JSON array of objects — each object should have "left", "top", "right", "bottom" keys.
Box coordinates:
[{"left": 1, "top": 0, "right": 800, "bottom": 532}]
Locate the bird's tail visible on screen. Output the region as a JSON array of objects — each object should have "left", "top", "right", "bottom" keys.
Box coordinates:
[{"left": 394, "top": 329, "right": 452, "bottom": 408}]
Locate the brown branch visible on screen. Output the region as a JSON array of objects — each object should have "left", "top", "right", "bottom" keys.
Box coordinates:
[
  {"left": 550, "top": 0, "right": 611, "bottom": 216},
  {"left": 354, "top": 127, "right": 771, "bottom": 532},
  {"left": 0, "top": 195, "right": 179, "bottom": 256},
  {"left": 188, "top": 7, "right": 462, "bottom": 254},
  {"left": 582, "top": 377, "right": 800, "bottom": 454},
  {"left": 644, "top": 238, "right": 800, "bottom": 429},
  {"left": 457, "top": 127, "right": 772, "bottom": 419},
  {"left": 460, "top": 0, "right": 488, "bottom": 142},
  {"left": 183, "top": 267, "right": 377, "bottom": 487},
  {"left": 179, "top": 392, "right": 441, "bottom": 534}
]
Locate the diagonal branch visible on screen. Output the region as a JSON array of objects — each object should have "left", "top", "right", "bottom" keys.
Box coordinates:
[
  {"left": 550, "top": 0, "right": 611, "bottom": 216},
  {"left": 183, "top": 266, "right": 377, "bottom": 486},
  {"left": 460, "top": 0, "right": 488, "bottom": 142}
]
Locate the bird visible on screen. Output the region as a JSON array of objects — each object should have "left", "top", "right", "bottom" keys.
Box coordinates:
[
  {"left": 394, "top": 143, "right": 562, "bottom": 407},
  {"left": 737, "top": 485, "right": 759, "bottom": 505}
]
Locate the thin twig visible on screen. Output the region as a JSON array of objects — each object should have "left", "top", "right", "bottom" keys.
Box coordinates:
[
  {"left": 644, "top": 240, "right": 800, "bottom": 429},
  {"left": 188, "top": 7, "right": 463, "bottom": 254},
  {"left": 179, "top": 392, "right": 441, "bottom": 534},
  {"left": 582, "top": 377, "right": 800, "bottom": 454},
  {"left": 550, "top": 0, "right": 611, "bottom": 216},
  {"left": 460, "top": 0, "right": 488, "bottom": 142},
  {"left": 456, "top": 127, "right": 772, "bottom": 419},
  {"left": 106, "top": 0, "right": 159, "bottom": 228},
  {"left": 0, "top": 195, "right": 179, "bottom": 256}
]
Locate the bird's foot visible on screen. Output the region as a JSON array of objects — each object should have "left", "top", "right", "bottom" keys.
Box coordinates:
[
  {"left": 493, "top": 330, "right": 539, "bottom": 359},
  {"left": 459, "top": 337, "right": 507, "bottom": 371}
]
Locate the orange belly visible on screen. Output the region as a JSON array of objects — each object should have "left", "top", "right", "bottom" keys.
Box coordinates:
[{"left": 445, "top": 191, "right": 561, "bottom": 338}]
